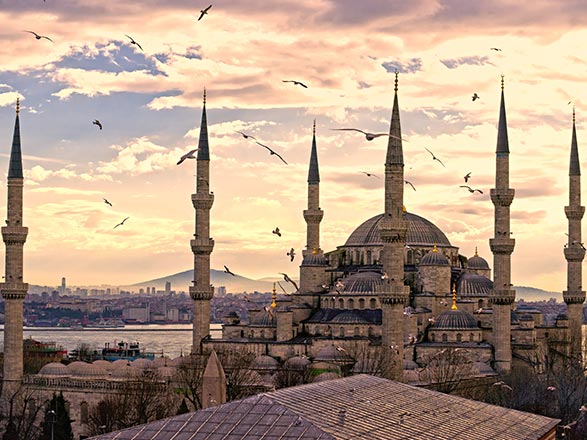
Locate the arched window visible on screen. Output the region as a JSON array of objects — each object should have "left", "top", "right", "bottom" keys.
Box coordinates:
[
  {"left": 469, "top": 333, "right": 475, "bottom": 342},
  {"left": 80, "top": 402, "right": 89, "bottom": 424},
  {"left": 338, "top": 298, "right": 345, "bottom": 308},
  {"left": 442, "top": 333, "right": 448, "bottom": 342},
  {"left": 339, "top": 327, "right": 345, "bottom": 337},
  {"left": 367, "top": 250, "right": 372, "bottom": 264},
  {"left": 407, "top": 249, "right": 414, "bottom": 265},
  {"left": 456, "top": 333, "right": 462, "bottom": 342},
  {"left": 240, "top": 330, "right": 244, "bottom": 338},
  {"left": 354, "top": 327, "right": 360, "bottom": 337},
  {"left": 348, "top": 298, "right": 354, "bottom": 309},
  {"left": 359, "top": 298, "right": 365, "bottom": 309},
  {"left": 368, "top": 327, "right": 374, "bottom": 337},
  {"left": 478, "top": 299, "right": 483, "bottom": 309},
  {"left": 370, "top": 298, "right": 377, "bottom": 309},
  {"left": 430, "top": 333, "right": 435, "bottom": 342},
  {"left": 260, "top": 330, "right": 265, "bottom": 339}
]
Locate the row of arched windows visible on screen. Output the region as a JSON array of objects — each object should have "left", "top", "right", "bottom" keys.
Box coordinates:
[{"left": 322, "top": 297, "right": 379, "bottom": 309}]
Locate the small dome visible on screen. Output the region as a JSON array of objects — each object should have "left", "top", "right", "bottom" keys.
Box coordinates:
[
  {"left": 314, "top": 345, "right": 353, "bottom": 364},
  {"left": 71, "top": 364, "right": 109, "bottom": 379},
  {"left": 302, "top": 253, "right": 328, "bottom": 266},
  {"left": 111, "top": 365, "right": 140, "bottom": 379},
  {"left": 467, "top": 252, "right": 490, "bottom": 270},
  {"left": 330, "top": 310, "right": 371, "bottom": 324},
  {"left": 152, "top": 356, "right": 171, "bottom": 368},
  {"left": 92, "top": 360, "right": 115, "bottom": 371},
  {"left": 434, "top": 310, "right": 478, "bottom": 330},
  {"left": 253, "top": 355, "right": 278, "bottom": 371},
  {"left": 420, "top": 248, "right": 449, "bottom": 266},
  {"left": 313, "top": 372, "right": 340, "bottom": 382},
  {"left": 157, "top": 366, "right": 177, "bottom": 378},
  {"left": 339, "top": 271, "right": 383, "bottom": 294},
  {"left": 111, "top": 359, "right": 131, "bottom": 369},
  {"left": 38, "top": 362, "right": 69, "bottom": 377},
  {"left": 131, "top": 358, "right": 152, "bottom": 370},
  {"left": 250, "top": 310, "right": 276, "bottom": 327},
  {"left": 284, "top": 356, "right": 310, "bottom": 370},
  {"left": 67, "top": 361, "right": 90, "bottom": 375},
  {"left": 457, "top": 272, "right": 493, "bottom": 296}
]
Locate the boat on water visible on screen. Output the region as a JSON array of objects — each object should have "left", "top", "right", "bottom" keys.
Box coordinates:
[
  {"left": 84, "top": 318, "right": 125, "bottom": 329},
  {"left": 69, "top": 340, "right": 160, "bottom": 362}
]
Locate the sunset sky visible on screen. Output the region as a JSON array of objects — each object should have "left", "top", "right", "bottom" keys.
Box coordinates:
[{"left": 0, "top": 1, "right": 586, "bottom": 293}]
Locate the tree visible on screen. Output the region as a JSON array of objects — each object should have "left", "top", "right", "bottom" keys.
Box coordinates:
[
  {"left": 217, "top": 349, "right": 259, "bottom": 401},
  {"left": 173, "top": 353, "right": 208, "bottom": 411},
  {"left": 40, "top": 392, "right": 73, "bottom": 440},
  {"left": 418, "top": 348, "right": 477, "bottom": 394},
  {"left": 340, "top": 342, "right": 402, "bottom": 380},
  {"left": 1, "top": 385, "right": 44, "bottom": 440}
]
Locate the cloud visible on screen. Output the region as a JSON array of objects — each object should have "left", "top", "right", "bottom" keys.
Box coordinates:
[
  {"left": 439, "top": 56, "right": 493, "bottom": 69},
  {"left": 381, "top": 58, "right": 423, "bottom": 74}
]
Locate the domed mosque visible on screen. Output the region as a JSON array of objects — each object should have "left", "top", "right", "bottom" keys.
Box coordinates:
[{"left": 196, "top": 74, "right": 580, "bottom": 382}]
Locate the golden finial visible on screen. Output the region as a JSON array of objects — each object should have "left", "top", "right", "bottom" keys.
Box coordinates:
[
  {"left": 271, "top": 283, "right": 277, "bottom": 308},
  {"left": 312, "top": 247, "right": 317, "bottom": 255},
  {"left": 203, "top": 88, "right": 206, "bottom": 105},
  {"left": 16, "top": 98, "right": 20, "bottom": 115},
  {"left": 402, "top": 205, "right": 407, "bottom": 213},
  {"left": 451, "top": 283, "right": 458, "bottom": 310},
  {"left": 501, "top": 74, "right": 504, "bottom": 91},
  {"left": 474, "top": 246, "right": 478, "bottom": 257},
  {"left": 394, "top": 71, "right": 399, "bottom": 92},
  {"left": 313, "top": 119, "right": 316, "bottom": 136},
  {"left": 432, "top": 244, "right": 437, "bottom": 253}
]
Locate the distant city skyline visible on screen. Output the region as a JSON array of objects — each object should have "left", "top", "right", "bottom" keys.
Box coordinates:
[{"left": 0, "top": 2, "right": 586, "bottom": 291}]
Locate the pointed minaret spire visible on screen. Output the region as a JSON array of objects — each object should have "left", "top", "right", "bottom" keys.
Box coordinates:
[
  {"left": 490, "top": 76, "right": 516, "bottom": 373},
  {"left": 564, "top": 107, "right": 585, "bottom": 359},
  {"left": 377, "top": 73, "right": 409, "bottom": 381},
  {"left": 1, "top": 98, "right": 29, "bottom": 405},
  {"left": 190, "top": 89, "right": 215, "bottom": 354},
  {"left": 308, "top": 119, "right": 319, "bottom": 184}
]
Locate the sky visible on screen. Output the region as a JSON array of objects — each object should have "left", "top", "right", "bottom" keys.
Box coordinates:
[{"left": 0, "top": 1, "right": 586, "bottom": 292}]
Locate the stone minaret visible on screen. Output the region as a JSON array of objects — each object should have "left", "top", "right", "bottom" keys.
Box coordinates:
[
  {"left": 377, "top": 73, "right": 410, "bottom": 380},
  {"left": 563, "top": 107, "right": 585, "bottom": 359},
  {"left": 1, "top": 99, "right": 29, "bottom": 404},
  {"left": 299, "top": 120, "right": 328, "bottom": 294},
  {"left": 489, "top": 77, "right": 515, "bottom": 373},
  {"left": 190, "top": 90, "right": 214, "bottom": 354}
]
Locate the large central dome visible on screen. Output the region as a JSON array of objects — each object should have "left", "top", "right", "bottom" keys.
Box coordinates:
[{"left": 344, "top": 212, "right": 451, "bottom": 247}]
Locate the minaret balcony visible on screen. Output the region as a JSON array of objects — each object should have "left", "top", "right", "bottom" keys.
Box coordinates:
[
  {"left": 189, "top": 285, "right": 214, "bottom": 301},
  {"left": 491, "top": 288, "right": 515, "bottom": 305},
  {"left": 303, "top": 209, "right": 323, "bottom": 223},
  {"left": 0, "top": 282, "right": 28, "bottom": 300},
  {"left": 564, "top": 246, "right": 586, "bottom": 262},
  {"left": 564, "top": 206, "right": 585, "bottom": 220},
  {"left": 563, "top": 290, "right": 586, "bottom": 304},
  {"left": 191, "top": 193, "right": 214, "bottom": 210},
  {"left": 191, "top": 238, "right": 215, "bottom": 255},
  {"left": 490, "top": 189, "right": 515, "bottom": 206},
  {"left": 1, "top": 226, "right": 28, "bottom": 245},
  {"left": 377, "top": 283, "right": 410, "bottom": 305},
  {"left": 489, "top": 238, "right": 515, "bottom": 254}
]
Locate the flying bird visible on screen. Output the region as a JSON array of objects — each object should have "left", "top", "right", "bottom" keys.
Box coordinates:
[
  {"left": 464, "top": 172, "right": 471, "bottom": 182},
  {"left": 125, "top": 34, "right": 143, "bottom": 51},
  {"left": 404, "top": 180, "right": 416, "bottom": 191},
  {"left": 331, "top": 128, "right": 405, "bottom": 142},
  {"left": 92, "top": 119, "right": 103, "bottom": 130},
  {"left": 198, "top": 4, "right": 212, "bottom": 21},
  {"left": 256, "top": 142, "right": 288, "bottom": 165},
  {"left": 360, "top": 172, "right": 379, "bottom": 178},
  {"left": 282, "top": 80, "right": 308, "bottom": 88},
  {"left": 279, "top": 272, "right": 299, "bottom": 291},
  {"left": 113, "top": 217, "right": 129, "bottom": 229},
  {"left": 547, "top": 386, "right": 556, "bottom": 392},
  {"left": 103, "top": 198, "right": 112, "bottom": 207},
  {"left": 23, "top": 30, "right": 53, "bottom": 42},
  {"left": 223, "top": 265, "right": 236, "bottom": 276},
  {"left": 272, "top": 227, "right": 281, "bottom": 237},
  {"left": 277, "top": 281, "right": 289, "bottom": 294},
  {"left": 425, "top": 148, "right": 446, "bottom": 167},
  {"left": 235, "top": 130, "right": 256, "bottom": 140},
  {"left": 287, "top": 248, "right": 295, "bottom": 262},
  {"left": 177, "top": 149, "right": 198, "bottom": 165},
  {"left": 490, "top": 47, "right": 502, "bottom": 51},
  {"left": 460, "top": 185, "right": 483, "bottom": 194},
  {"left": 472, "top": 93, "right": 480, "bottom": 101}
]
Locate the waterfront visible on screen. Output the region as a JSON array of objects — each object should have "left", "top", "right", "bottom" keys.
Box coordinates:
[{"left": 0, "top": 324, "right": 223, "bottom": 359}]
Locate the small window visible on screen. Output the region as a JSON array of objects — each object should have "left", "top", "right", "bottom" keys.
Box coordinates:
[
  {"left": 456, "top": 333, "right": 462, "bottom": 342},
  {"left": 339, "top": 327, "right": 345, "bottom": 337},
  {"left": 469, "top": 333, "right": 475, "bottom": 342},
  {"left": 354, "top": 327, "right": 360, "bottom": 337},
  {"left": 80, "top": 402, "right": 89, "bottom": 424},
  {"left": 359, "top": 298, "right": 365, "bottom": 309},
  {"left": 442, "top": 333, "right": 448, "bottom": 342},
  {"left": 370, "top": 298, "right": 377, "bottom": 309},
  {"left": 348, "top": 298, "right": 354, "bottom": 309},
  {"left": 338, "top": 298, "right": 345, "bottom": 308}
]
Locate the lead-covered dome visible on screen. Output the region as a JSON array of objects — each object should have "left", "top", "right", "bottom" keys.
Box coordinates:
[
  {"left": 434, "top": 310, "right": 478, "bottom": 330},
  {"left": 420, "top": 248, "right": 449, "bottom": 266},
  {"left": 339, "top": 271, "right": 383, "bottom": 293},
  {"left": 467, "top": 252, "right": 490, "bottom": 270},
  {"left": 345, "top": 212, "right": 451, "bottom": 247},
  {"left": 457, "top": 272, "right": 493, "bottom": 296}
]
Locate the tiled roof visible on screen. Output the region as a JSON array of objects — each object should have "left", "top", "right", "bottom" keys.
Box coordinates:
[{"left": 89, "top": 375, "right": 559, "bottom": 440}]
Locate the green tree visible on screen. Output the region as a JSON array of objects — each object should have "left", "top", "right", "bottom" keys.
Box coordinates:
[{"left": 40, "top": 392, "right": 73, "bottom": 440}]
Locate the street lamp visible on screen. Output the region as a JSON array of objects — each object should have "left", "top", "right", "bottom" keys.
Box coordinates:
[{"left": 47, "top": 410, "right": 56, "bottom": 440}]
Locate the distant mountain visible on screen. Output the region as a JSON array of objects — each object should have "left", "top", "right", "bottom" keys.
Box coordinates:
[
  {"left": 129, "top": 269, "right": 278, "bottom": 293},
  {"left": 515, "top": 286, "right": 562, "bottom": 302}
]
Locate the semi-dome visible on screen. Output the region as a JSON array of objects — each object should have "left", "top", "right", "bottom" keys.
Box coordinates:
[
  {"left": 339, "top": 271, "right": 383, "bottom": 293},
  {"left": 434, "top": 310, "right": 478, "bottom": 330},
  {"left": 467, "top": 251, "right": 490, "bottom": 270},
  {"left": 284, "top": 356, "right": 310, "bottom": 370},
  {"left": 38, "top": 362, "right": 69, "bottom": 377},
  {"left": 457, "top": 272, "right": 493, "bottom": 296},
  {"left": 344, "top": 212, "right": 451, "bottom": 247},
  {"left": 420, "top": 248, "right": 449, "bottom": 266},
  {"left": 330, "top": 310, "right": 371, "bottom": 324}
]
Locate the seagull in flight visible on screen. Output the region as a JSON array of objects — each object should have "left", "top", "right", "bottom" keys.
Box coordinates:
[
  {"left": 287, "top": 248, "right": 295, "bottom": 262},
  {"left": 114, "top": 217, "right": 129, "bottom": 229},
  {"left": 472, "top": 93, "right": 480, "bottom": 101},
  {"left": 103, "top": 198, "right": 113, "bottom": 207},
  {"left": 490, "top": 47, "right": 502, "bottom": 51},
  {"left": 256, "top": 142, "right": 288, "bottom": 165},
  {"left": 177, "top": 149, "right": 198, "bottom": 165},
  {"left": 23, "top": 30, "right": 53, "bottom": 42},
  {"left": 198, "top": 4, "right": 212, "bottom": 21},
  {"left": 277, "top": 281, "right": 289, "bottom": 294},
  {"left": 223, "top": 265, "right": 236, "bottom": 276},
  {"left": 125, "top": 34, "right": 143, "bottom": 51},
  {"left": 92, "top": 119, "right": 103, "bottom": 130},
  {"left": 464, "top": 172, "right": 471, "bottom": 182},
  {"left": 279, "top": 272, "right": 299, "bottom": 291},
  {"left": 272, "top": 227, "right": 281, "bottom": 237},
  {"left": 404, "top": 180, "right": 416, "bottom": 191},
  {"left": 331, "top": 128, "right": 405, "bottom": 142},
  {"left": 460, "top": 185, "right": 483, "bottom": 194},
  {"left": 360, "top": 172, "right": 379, "bottom": 178},
  {"left": 235, "top": 131, "right": 256, "bottom": 141},
  {"left": 282, "top": 80, "right": 308, "bottom": 88},
  {"left": 425, "top": 148, "right": 446, "bottom": 167}
]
